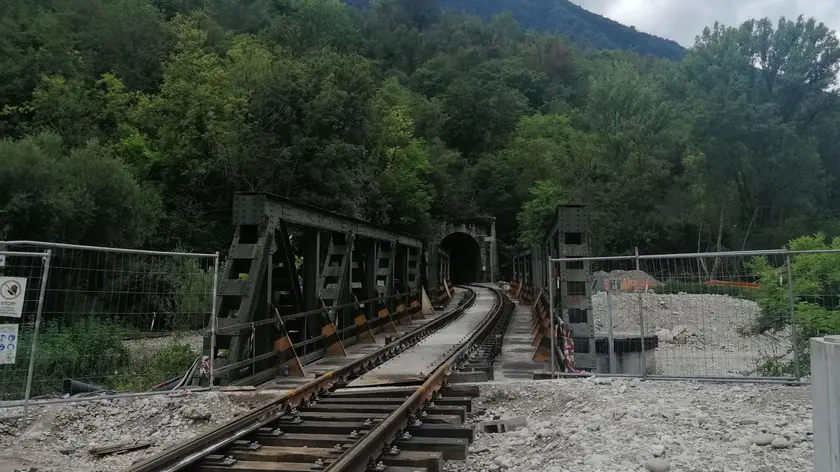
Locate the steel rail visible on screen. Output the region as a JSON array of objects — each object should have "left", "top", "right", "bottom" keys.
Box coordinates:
[
  {"left": 324, "top": 285, "right": 504, "bottom": 472},
  {"left": 120, "top": 287, "right": 476, "bottom": 472}
]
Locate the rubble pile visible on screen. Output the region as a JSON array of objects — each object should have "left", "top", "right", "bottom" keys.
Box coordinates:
[
  {"left": 0, "top": 391, "right": 272, "bottom": 472},
  {"left": 450, "top": 379, "right": 812, "bottom": 472},
  {"left": 591, "top": 292, "right": 791, "bottom": 376}
]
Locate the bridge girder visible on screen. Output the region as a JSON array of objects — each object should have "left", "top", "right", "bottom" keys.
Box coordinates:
[{"left": 208, "top": 193, "right": 428, "bottom": 385}]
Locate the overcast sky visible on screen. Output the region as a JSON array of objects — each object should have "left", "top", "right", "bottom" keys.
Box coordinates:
[{"left": 571, "top": 0, "right": 840, "bottom": 46}]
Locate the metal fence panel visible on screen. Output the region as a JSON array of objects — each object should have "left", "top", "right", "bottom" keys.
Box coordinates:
[
  {"left": 0, "top": 250, "right": 50, "bottom": 418},
  {"left": 549, "top": 248, "right": 836, "bottom": 382},
  {"left": 0, "top": 241, "right": 218, "bottom": 408},
  {"left": 635, "top": 252, "right": 792, "bottom": 379}
]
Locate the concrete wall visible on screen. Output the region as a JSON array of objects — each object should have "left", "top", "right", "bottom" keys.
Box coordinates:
[{"left": 812, "top": 335, "right": 840, "bottom": 471}]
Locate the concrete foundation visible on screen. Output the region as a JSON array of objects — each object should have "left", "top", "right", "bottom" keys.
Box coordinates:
[
  {"left": 594, "top": 333, "right": 658, "bottom": 375},
  {"left": 812, "top": 335, "right": 840, "bottom": 471}
]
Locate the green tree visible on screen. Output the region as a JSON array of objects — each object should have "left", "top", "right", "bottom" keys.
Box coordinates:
[
  {"left": 267, "top": 0, "right": 362, "bottom": 54},
  {"left": 126, "top": 15, "right": 263, "bottom": 249},
  {"left": 19, "top": 73, "right": 135, "bottom": 147},
  {"left": 747, "top": 233, "right": 840, "bottom": 375},
  {"left": 370, "top": 81, "right": 436, "bottom": 227},
  {"left": 441, "top": 76, "right": 531, "bottom": 157},
  {"left": 517, "top": 180, "right": 566, "bottom": 246},
  {"left": 0, "top": 133, "right": 160, "bottom": 245}
]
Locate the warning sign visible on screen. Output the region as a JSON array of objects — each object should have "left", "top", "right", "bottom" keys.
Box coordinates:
[
  {"left": 0, "top": 277, "right": 26, "bottom": 318},
  {"left": 0, "top": 324, "right": 18, "bottom": 364}
]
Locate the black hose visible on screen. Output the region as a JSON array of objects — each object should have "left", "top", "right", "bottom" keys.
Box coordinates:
[{"left": 62, "top": 378, "right": 106, "bottom": 395}]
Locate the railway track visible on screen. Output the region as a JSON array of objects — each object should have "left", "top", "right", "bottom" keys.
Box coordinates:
[{"left": 123, "top": 285, "right": 507, "bottom": 472}]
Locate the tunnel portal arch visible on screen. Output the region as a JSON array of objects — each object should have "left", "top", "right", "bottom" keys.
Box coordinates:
[
  {"left": 428, "top": 218, "right": 498, "bottom": 287},
  {"left": 440, "top": 232, "right": 481, "bottom": 284}
]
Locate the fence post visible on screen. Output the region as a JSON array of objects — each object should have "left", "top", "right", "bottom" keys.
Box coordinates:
[
  {"left": 23, "top": 250, "right": 51, "bottom": 416},
  {"left": 785, "top": 250, "right": 801, "bottom": 380},
  {"left": 635, "top": 247, "right": 647, "bottom": 379},
  {"left": 811, "top": 335, "right": 840, "bottom": 471},
  {"left": 606, "top": 278, "right": 617, "bottom": 374},
  {"left": 548, "top": 260, "right": 555, "bottom": 378},
  {"left": 209, "top": 252, "right": 220, "bottom": 389}
]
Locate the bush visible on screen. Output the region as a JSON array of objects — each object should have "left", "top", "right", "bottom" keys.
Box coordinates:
[
  {"left": 0, "top": 318, "right": 198, "bottom": 400},
  {"left": 0, "top": 318, "right": 130, "bottom": 399},
  {"left": 100, "top": 256, "right": 214, "bottom": 332},
  {"left": 746, "top": 233, "right": 840, "bottom": 376},
  {"left": 0, "top": 132, "right": 160, "bottom": 246},
  {"left": 117, "top": 341, "right": 199, "bottom": 391}
]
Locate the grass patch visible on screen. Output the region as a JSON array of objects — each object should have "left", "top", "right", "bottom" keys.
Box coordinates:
[{"left": 0, "top": 318, "right": 198, "bottom": 400}]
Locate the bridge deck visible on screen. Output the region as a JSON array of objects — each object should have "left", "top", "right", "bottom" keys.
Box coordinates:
[
  {"left": 346, "top": 286, "right": 496, "bottom": 388},
  {"left": 260, "top": 289, "right": 467, "bottom": 390},
  {"left": 495, "top": 299, "right": 548, "bottom": 381}
]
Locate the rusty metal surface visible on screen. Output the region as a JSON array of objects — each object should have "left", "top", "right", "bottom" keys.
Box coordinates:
[{"left": 347, "top": 287, "right": 496, "bottom": 387}]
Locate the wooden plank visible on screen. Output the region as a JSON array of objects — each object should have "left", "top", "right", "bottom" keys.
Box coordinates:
[
  {"left": 442, "top": 384, "right": 480, "bottom": 397},
  {"left": 372, "top": 468, "right": 428, "bottom": 472},
  {"left": 303, "top": 404, "right": 396, "bottom": 414},
  {"left": 229, "top": 445, "right": 339, "bottom": 463},
  {"left": 425, "top": 405, "right": 466, "bottom": 422},
  {"left": 418, "top": 414, "right": 462, "bottom": 425},
  {"left": 394, "top": 436, "right": 469, "bottom": 460},
  {"left": 200, "top": 461, "right": 317, "bottom": 471},
  {"left": 328, "top": 386, "right": 417, "bottom": 398},
  {"left": 295, "top": 411, "right": 388, "bottom": 422},
  {"left": 255, "top": 432, "right": 362, "bottom": 448},
  {"left": 315, "top": 396, "right": 473, "bottom": 412},
  {"left": 381, "top": 451, "right": 443, "bottom": 472},
  {"left": 407, "top": 423, "right": 474, "bottom": 442},
  {"left": 89, "top": 442, "right": 152, "bottom": 456},
  {"left": 272, "top": 420, "right": 376, "bottom": 435}
]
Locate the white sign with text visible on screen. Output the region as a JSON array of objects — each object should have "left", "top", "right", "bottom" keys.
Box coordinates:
[{"left": 0, "top": 277, "right": 26, "bottom": 318}]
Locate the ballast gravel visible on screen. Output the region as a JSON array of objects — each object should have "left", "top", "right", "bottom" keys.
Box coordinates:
[
  {"left": 449, "top": 378, "right": 812, "bottom": 472},
  {"left": 0, "top": 390, "right": 280, "bottom": 472}
]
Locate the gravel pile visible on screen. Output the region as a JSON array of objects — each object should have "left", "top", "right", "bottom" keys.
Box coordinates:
[
  {"left": 0, "top": 391, "right": 276, "bottom": 472},
  {"left": 591, "top": 292, "right": 791, "bottom": 376},
  {"left": 450, "top": 378, "right": 812, "bottom": 472}
]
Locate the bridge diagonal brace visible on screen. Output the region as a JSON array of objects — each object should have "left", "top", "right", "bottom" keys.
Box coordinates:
[
  {"left": 213, "top": 216, "right": 279, "bottom": 383},
  {"left": 318, "top": 231, "right": 355, "bottom": 357}
]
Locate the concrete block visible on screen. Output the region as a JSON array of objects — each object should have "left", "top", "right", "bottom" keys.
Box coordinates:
[
  {"left": 812, "top": 335, "right": 840, "bottom": 471},
  {"left": 449, "top": 371, "right": 488, "bottom": 383},
  {"left": 479, "top": 416, "right": 527, "bottom": 433}
]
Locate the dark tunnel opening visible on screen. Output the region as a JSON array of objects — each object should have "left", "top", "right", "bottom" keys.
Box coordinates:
[{"left": 440, "top": 232, "right": 481, "bottom": 284}]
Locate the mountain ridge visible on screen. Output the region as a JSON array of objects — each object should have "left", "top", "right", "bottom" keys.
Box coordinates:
[{"left": 345, "top": 0, "right": 686, "bottom": 60}]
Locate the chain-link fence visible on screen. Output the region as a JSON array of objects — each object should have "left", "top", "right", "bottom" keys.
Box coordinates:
[
  {"left": 0, "top": 241, "right": 218, "bottom": 409},
  {"left": 549, "top": 248, "right": 840, "bottom": 382},
  {"left": 0, "top": 250, "right": 51, "bottom": 418}
]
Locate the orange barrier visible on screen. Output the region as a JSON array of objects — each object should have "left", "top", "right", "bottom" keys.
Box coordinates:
[{"left": 706, "top": 280, "right": 760, "bottom": 288}]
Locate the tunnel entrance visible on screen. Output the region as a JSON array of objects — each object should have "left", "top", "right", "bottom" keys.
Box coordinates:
[{"left": 440, "top": 232, "right": 481, "bottom": 284}]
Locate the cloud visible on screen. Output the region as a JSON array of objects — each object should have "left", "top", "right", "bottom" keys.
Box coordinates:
[{"left": 571, "top": 0, "right": 840, "bottom": 46}]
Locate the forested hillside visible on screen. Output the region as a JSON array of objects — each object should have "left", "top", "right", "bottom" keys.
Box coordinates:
[
  {"left": 2, "top": 0, "right": 840, "bottom": 265},
  {"left": 343, "top": 0, "right": 686, "bottom": 60}
]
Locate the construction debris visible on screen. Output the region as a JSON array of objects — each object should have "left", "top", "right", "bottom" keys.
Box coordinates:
[
  {"left": 89, "top": 442, "right": 152, "bottom": 457},
  {"left": 0, "top": 391, "right": 279, "bottom": 471},
  {"left": 450, "top": 379, "right": 812, "bottom": 472}
]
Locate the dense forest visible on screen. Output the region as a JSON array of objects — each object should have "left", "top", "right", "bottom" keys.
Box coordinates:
[
  {"left": 2, "top": 0, "right": 840, "bottom": 267},
  {"left": 344, "top": 0, "right": 686, "bottom": 60}
]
